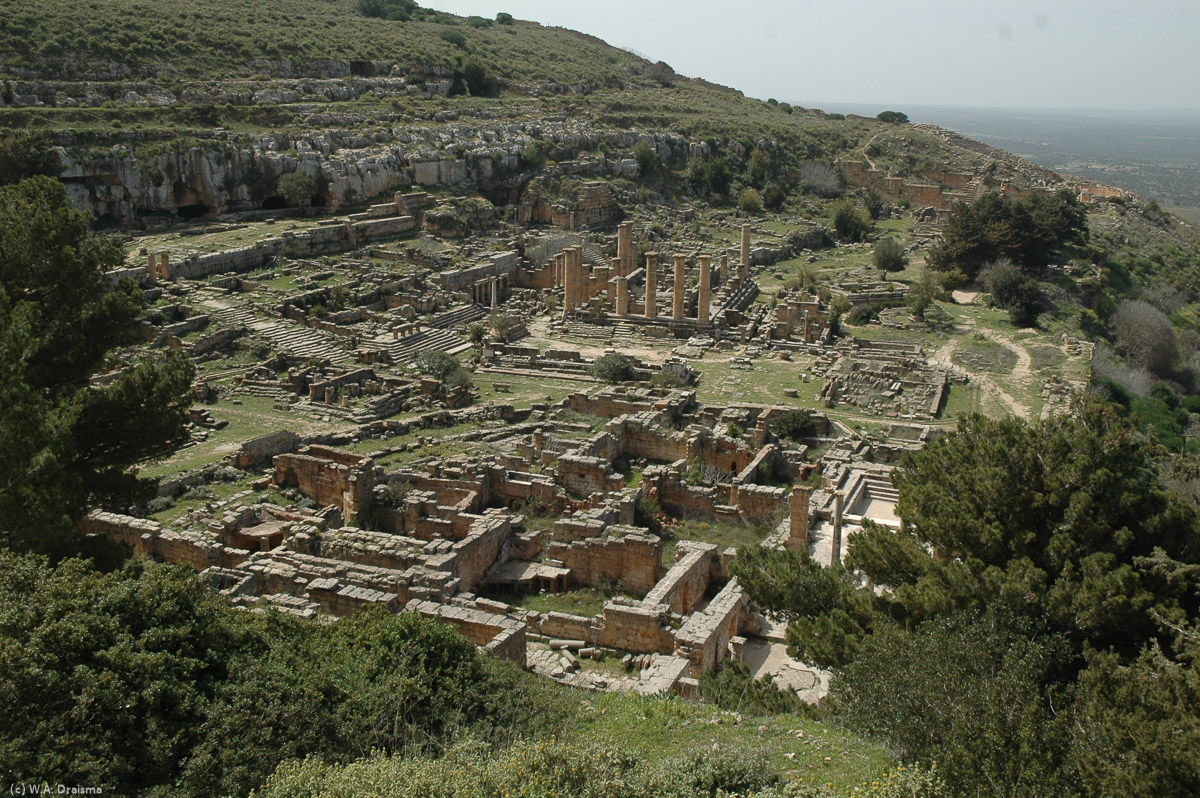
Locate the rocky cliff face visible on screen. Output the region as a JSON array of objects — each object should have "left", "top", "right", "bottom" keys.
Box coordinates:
[{"left": 57, "top": 116, "right": 692, "bottom": 225}]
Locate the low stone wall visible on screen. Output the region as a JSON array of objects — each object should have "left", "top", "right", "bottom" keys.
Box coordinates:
[
  {"left": 406, "top": 599, "right": 527, "bottom": 666},
  {"left": 306, "top": 577, "right": 399, "bottom": 615},
  {"left": 600, "top": 600, "right": 677, "bottom": 654},
  {"left": 643, "top": 542, "right": 715, "bottom": 615},
  {"left": 536, "top": 610, "right": 599, "bottom": 644},
  {"left": 556, "top": 453, "right": 625, "bottom": 498},
  {"left": 289, "top": 526, "right": 424, "bottom": 572},
  {"left": 234, "top": 430, "right": 301, "bottom": 467},
  {"left": 81, "top": 510, "right": 247, "bottom": 569},
  {"left": 674, "top": 578, "right": 749, "bottom": 676},
  {"left": 546, "top": 531, "right": 661, "bottom": 596}
]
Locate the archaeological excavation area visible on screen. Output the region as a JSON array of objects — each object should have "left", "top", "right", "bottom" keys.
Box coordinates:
[{"left": 101, "top": 178, "right": 1091, "bottom": 701}]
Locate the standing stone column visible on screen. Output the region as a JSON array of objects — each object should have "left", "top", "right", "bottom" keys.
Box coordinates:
[
  {"left": 739, "top": 223, "right": 751, "bottom": 284},
  {"left": 832, "top": 490, "right": 845, "bottom": 564},
  {"left": 719, "top": 254, "right": 729, "bottom": 288},
  {"left": 616, "top": 222, "right": 630, "bottom": 277},
  {"left": 490, "top": 276, "right": 499, "bottom": 308},
  {"left": 573, "top": 246, "right": 586, "bottom": 309},
  {"left": 146, "top": 253, "right": 158, "bottom": 284},
  {"left": 599, "top": 261, "right": 615, "bottom": 306},
  {"left": 562, "top": 252, "right": 577, "bottom": 320},
  {"left": 787, "top": 485, "right": 812, "bottom": 552},
  {"left": 697, "top": 255, "right": 712, "bottom": 325},
  {"left": 672, "top": 254, "right": 686, "bottom": 321},
  {"left": 615, "top": 275, "right": 629, "bottom": 316},
  {"left": 554, "top": 252, "right": 563, "bottom": 288},
  {"left": 644, "top": 252, "right": 658, "bottom": 318}
]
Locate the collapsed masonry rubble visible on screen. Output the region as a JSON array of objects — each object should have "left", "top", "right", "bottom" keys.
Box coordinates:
[{"left": 91, "top": 383, "right": 908, "bottom": 698}]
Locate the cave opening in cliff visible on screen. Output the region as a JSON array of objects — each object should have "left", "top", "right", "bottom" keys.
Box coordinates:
[
  {"left": 261, "top": 196, "right": 288, "bottom": 210},
  {"left": 176, "top": 203, "right": 211, "bottom": 220}
]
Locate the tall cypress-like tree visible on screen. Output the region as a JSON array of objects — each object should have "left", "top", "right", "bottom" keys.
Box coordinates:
[{"left": 0, "top": 176, "right": 194, "bottom": 559}]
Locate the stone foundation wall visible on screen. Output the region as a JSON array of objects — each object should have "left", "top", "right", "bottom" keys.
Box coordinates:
[
  {"left": 235, "top": 430, "right": 301, "bottom": 467},
  {"left": 536, "top": 610, "right": 600, "bottom": 643},
  {"left": 556, "top": 454, "right": 624, "bottom": 497},
  {"left": 306, "top": 577, "right": 399, "bottom": 615},
  {"left": 81, "top": 510, "right": 248, "bottom": 569},
  {"left": 288, "top": 526, "right": 423, "bottom": 572},
  {"left": 406, "top": 599, "right": 527, "bottom": 666},
  {"left": 273, "top": 446, "right": 376, "bottom": 519},
  {"left": 600, "top": 601, "right": 677, "bottom": 654},
  {"left": 546, "top": 532, "right": 661, "bottom": 596},
  {"left": 643, "top": 542, "right": 715, "bottom": 615},
  {"left": 443, "top": 511, "right": 511, "bottom": 593},
  {"left": 674, "top": 578, "right": 748, "bottom": 676}
]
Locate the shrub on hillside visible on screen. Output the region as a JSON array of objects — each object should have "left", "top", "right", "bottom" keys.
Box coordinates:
[
  {"left": 632, "top": 141, "right": 658, "bottom": 176},
  {"left": 1112, "top": 299, "right": 1179, "bottom": 377},
  {"left": 592, "top": 353, "right": 636, "bottom": 383},
  {"left": 771, "top": 409, "right": 818, "bottom": 441},
  {"left": 0, "top": 553, "right": 571, "bottom": 795},
  {"left": 277, "top": 172, "right": 316, "bottom": 208},
  {"left": 831, "top": 200, "right": 872, "bottom": 242},
  {"left": 873, "top": 237, "right": 908, "bottom": 271},
  {"left": 356, "top": 0, "right": 419, "bottom": 20},
  {"left": 738, "top": 187, "right": 763, "bottom": 214}
]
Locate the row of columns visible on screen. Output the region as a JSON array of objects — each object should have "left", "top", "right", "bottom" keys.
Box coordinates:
[
  {"left": 146, "top": 252, "right": 170, "bottom": 283},
  {"left": 553, "top": 222, "right": 749, "bottom": 323},
  {"left": 473, "top": 275, "right": 509, "bottom": 307}
]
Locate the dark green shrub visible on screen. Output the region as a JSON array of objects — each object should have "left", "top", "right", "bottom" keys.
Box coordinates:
[
  {"left": 632, "top": 141, "right": 658, "bottom": 176},
  {"left": 832, "top": 200, "right": 872, "bottom": 242},
  {"left": 873, "top": 238, "right": 908, "bottom": 271},
  {"left": 738, "top": 187, "right": 762, "bottom": 214},
  {"left": 592, "top": 353, "right": 636, "bottom": 383},
  {"left": 356, "top": 0, "right": 418, "bottom": 20},
  {"left": 772, "top": 409, "right": 817, "bottom": 440},
  {"left": 438, "top": 29, "right": 467, "bottom": 48}
]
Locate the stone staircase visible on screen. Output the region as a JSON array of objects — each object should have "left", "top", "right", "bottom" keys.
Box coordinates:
[
  {"left": 431, "top": 303, "right": 487, "bottom": 330},
  {"left": 963, "top": 175, "right": 989, "bottom": 203},
  {"left": 377, "top": 327, "right": 471, "bottom": 362},
  {"left": 612, "top": 321, "right": 636, "bottom": 347},
  {"left": 561, "top": 321, "right": 614, "bottom": 341},
  {"left": 204, "top": 301, "right": 347, "bottom": 362}
]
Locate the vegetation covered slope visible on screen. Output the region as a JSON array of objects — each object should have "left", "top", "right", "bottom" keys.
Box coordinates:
[{"left": 0, "top": 0, "right": 647, "bottom": 85}]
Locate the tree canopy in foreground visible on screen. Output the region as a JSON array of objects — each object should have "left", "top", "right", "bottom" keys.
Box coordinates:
[
  {"left": 0, "top": 176, "right": 193, "bottom": 559},
  {"left": 733, "top": 396, "right": 1200, "bottom": 797}
]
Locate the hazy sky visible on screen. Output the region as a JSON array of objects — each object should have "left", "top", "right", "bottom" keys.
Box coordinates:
[{"left": 422, "top": 0, "right": 1200, "bottom": 112}]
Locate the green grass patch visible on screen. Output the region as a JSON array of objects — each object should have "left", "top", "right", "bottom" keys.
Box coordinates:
[
  {"left": 671, "top": 518, "right": 770, "bottom": 552},
  {"left": 951, "top": 337, "right": 1018, "bottom": 374},
  {"left": 505, "top": 587, "right": 614, "bottom": 618},
  {"left": 573, "top": 692, "right": 895, "bottom": 792}
]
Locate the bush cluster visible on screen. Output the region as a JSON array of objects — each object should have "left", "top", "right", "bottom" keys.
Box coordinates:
[{"left": 0, "top": 553, "right": 571, "bottom": 795}]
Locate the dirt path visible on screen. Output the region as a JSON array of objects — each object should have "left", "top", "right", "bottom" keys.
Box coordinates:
[
  {"left": 937, "top": 322, "right": 1036, "bottom": 420},
  {"left": 860, "top": 131, "right": 881, "bottom": 169}
]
